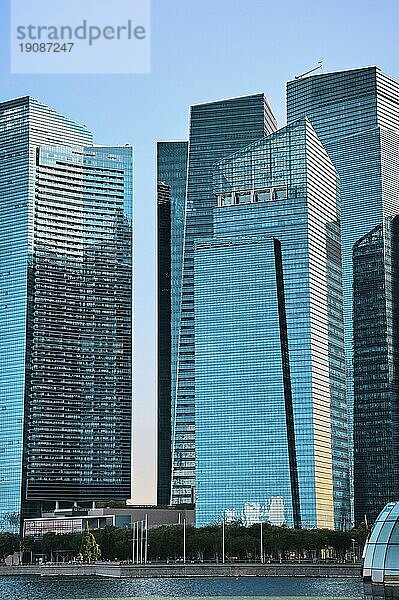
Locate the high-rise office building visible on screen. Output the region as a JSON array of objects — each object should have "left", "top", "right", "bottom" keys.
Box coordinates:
[
  {"left": 0, "top": 97, "right": 133, "bottom": 532},
  {"left": 157, "top": 142, "right": 188, "bottom": 505},
  {"left": 353, "top": 218, "right": 399, "bottom": 525},
  {"left": 287, "top": 67, "right": 399, "bottom": 521},
  {"left": 169, "top": 95, "right": 277, "bottom": 504},
  {"left": 157, "top": 94, "right": 276, "bottom": 504},
  {"left": 195, "top": 118, "right": 349, "bottom": 529},
  {"left": 157, "top": 181, "right": 172, "bottom": 506}
]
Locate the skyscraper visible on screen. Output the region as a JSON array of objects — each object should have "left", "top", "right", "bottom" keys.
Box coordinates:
[
  {"left": 353, "top": 218, "right": 399, "bottom": 524},
  {"left": 157, "top": 142, "right": 188, "bottom": 505},
  {"left": 287, "top": 67, "right": 399, "bottom": 520},
  {"left": 169, "top": 95, "right": 277, "bottom": 504},
  {"left": 0, "top": 97, "right": 132, "bottom": 531},
  {"left": 157, "top": 180, "right": 172, "bottom": 506},
  {"left": 195, "top": 118, "right": 349, "bottom": 529}
]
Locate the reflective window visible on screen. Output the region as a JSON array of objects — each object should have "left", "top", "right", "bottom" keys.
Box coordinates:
[
  {"left": 287, "top": 67, "right": 399, "bottom": 526},
  {"left": 197, "top": 118, "right": 348, "bottom": 529},
  {"left": 0, "top": 98, "right": 132, "bottom": 530}
]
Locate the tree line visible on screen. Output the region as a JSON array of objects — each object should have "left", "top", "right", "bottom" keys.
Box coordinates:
[{"left": 0, "top": 522, "right": 369, "bottom": 563}]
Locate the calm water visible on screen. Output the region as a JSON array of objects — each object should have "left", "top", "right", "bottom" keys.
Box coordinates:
[{"left": 0, "top": 576, "right": 390, "bottom": 600}]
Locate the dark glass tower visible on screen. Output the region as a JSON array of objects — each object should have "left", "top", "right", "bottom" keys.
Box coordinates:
[
  {"left": 157, "top": 181, "right": 172, "bottom": 506},
  {"left": 353, "top": 218, "right": 399, "bottom": 525},
  {"left": 171, "top": 95, "right": 277, "bottom": 504},
  {"left": 287, "top": 67, "right": 399, "bottom": 522},
  {"left": 157, "top": 142, "right": 188, "bottom": 505},
  {"left": 0, "top": 97, "right": 133, "bottom": 531}
]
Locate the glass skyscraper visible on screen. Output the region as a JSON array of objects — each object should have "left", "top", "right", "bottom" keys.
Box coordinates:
[
  {"left": 157, "top": 142, "right": 188, "bottom": 505},
  {"left": 0, "top": 97, "right": 132, "bottom": 531},
  {"left": 169, "top": 95, "right": 277, "bottom": 504},
  {"left": 286, "top": 67, "right": 399, "bottom": 520},
  {"left": 157, "top": 98, "right": 277, "bottom": 506},
  {"left": 195, "top": 118, "right": 349, "bottom": 529},
  {"left": 353, "top": 218, "right": 399, "bottom": 525},
  {"left": 157, "top": 180, "right": 172, "bottom": 506}
]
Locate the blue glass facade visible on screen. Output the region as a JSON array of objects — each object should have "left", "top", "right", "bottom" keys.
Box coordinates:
[
  {"left": 195, "top": 119, "right": 348, "bottom": 529},
  {"left": 171, "top": 95, "right": 277, "bottom": 504},
  {"left": 195, "top": 236, "right": 292, "bottom": 526},
  {"left": 286, "top": 67, "right": 399, "bottom": 521},
  {"left": 157, "top": 142, "right": 188, "bottom": 505},
  {"left": 0, "top": 97, "right": 132, "bottom": 531},
  {"left": 0, "top": 98, "right": 30, "bottom": 532},
  {"left": 157, "top": 142, "right": 188, "bottom": 407}
]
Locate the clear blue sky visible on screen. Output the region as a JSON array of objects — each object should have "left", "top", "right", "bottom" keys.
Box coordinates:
[{"left": 1, "top": 0, "right": 398, "bottom": 503}]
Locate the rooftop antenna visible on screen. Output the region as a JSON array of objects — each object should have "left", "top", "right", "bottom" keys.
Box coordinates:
[{"left": 295, "top": 61, "right": 323, "bottom": 80}]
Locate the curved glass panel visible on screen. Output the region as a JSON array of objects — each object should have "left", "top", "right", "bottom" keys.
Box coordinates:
[
  {"left": 379, "top": 503, "right": 395, "bottom": 519},
  {"left": 389, "top": 520, "right": 399, "bottom": 543},
  {"left": 363, "top": 543, "right": 376, "bottom": 569},
  {"left": 377, "top": 520, "right": 396, "bottom": 543},
  {"left": 385, "top": 545, "right": 399, "bottom": 569},
  {"left": 372, "top": 544, "right": 386, "bottom": 569},
  {"left": 371, "top": 569, "right": 384, "bottom": 583},
  {"left": 369, "top": 519, "right": 385, "bottom": 543}
]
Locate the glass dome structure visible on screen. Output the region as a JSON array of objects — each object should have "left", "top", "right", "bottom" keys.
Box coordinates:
[{"left": 363, "top": 502, "right": 399, "bottom": 583}]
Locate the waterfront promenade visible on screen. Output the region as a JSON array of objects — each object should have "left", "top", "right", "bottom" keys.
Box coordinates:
[{"left": 0, "top": 562, "right": 361, "bottom": 578}]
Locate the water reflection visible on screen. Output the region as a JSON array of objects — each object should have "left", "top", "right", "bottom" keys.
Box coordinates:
[
  {"left": 0, "top": 576, "right": 398, "bottom": 600},
  {"left": 363, "top": 583, "right": 399, "bottom": 600}
]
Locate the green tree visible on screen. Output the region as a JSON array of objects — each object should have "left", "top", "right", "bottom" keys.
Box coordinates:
[
  {"left": 77, "top": 523, "right": 101, "bottom": 563},
  {"left": 42, "top": 532, "right": 60, "bottom": 561},
  {"left": 352, "top": 522, "right": 370, "bottom": 554},
  {"left": 94, "top": 526, "right": 118, "bottom": 560},
  {"left": 22, "top": 521, "right": 373, "bottom": 565},
  {"left": 0, "top": 533, "right": 20, "bottom": 561}
]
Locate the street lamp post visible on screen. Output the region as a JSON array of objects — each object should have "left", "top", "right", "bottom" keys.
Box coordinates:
[
  {"left": 260, "top": 522, "right": 264, "bottom": 564},
  {"left": 351, "top": 538, "right": 356, "bottom": 564},
  {"left": 183, "top": 518, "right": 186, "bottom": 564},
  {"left": 140, "top": 520, "right": 144, "bottom": 564},
  {"left": 144, "top": 514, "right": 148, "bottom": 565},
  {"left": 132, "top": 522, "right": 135, "bottom": 564},
  {"left": 136, "top": 521, "right": 139, "bottom": 564},
  {"left": 222, "top": 521, "right": 225, "bottom": 564}
]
